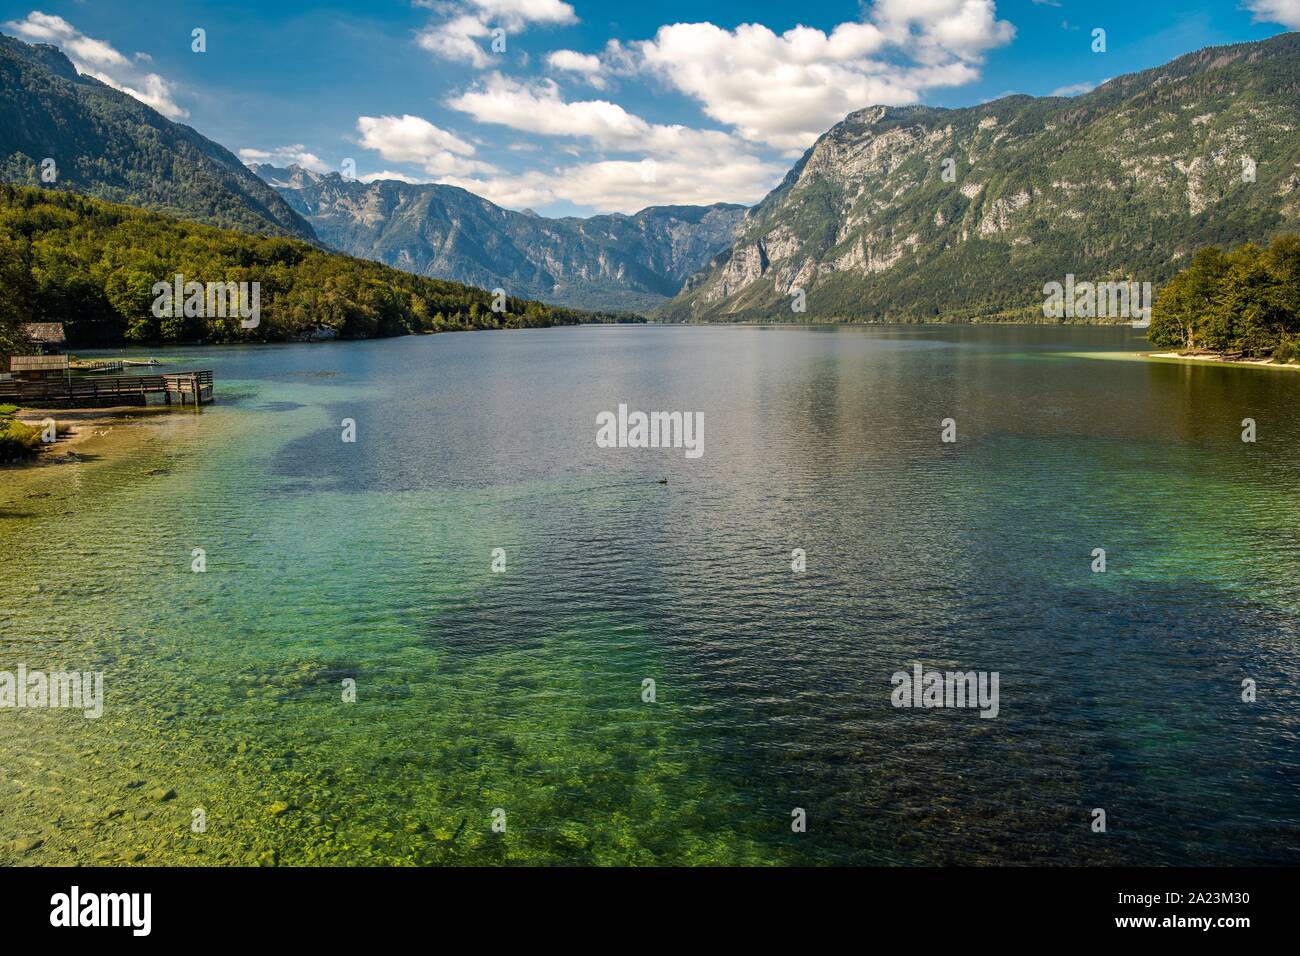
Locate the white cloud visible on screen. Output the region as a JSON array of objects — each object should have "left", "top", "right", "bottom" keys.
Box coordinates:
[
  {"left": 356, "top": 113, "right": 497, "bottom": 176},
  {"left": 357, "top": 170, "right": 431, "bottom": 185},
  {"left": 1049, "top": 80, "right": 1095, "bottom": 97},
  {"left": 416, "top": 14, "right": 493, "bottom": 69},
  {"left": 465, "top": 0, "right": 575, "bottom": 25},
  {"left": 442, "top": 73, "right": 782, "bottom": 211},
  {"left": 375, "top": 5, "right": 1018, "bottom": 211},
  {"left": 449, "top": 74, "right": 644, "bottom": 145},
  {"left": 3, "top": 10, "right": 188, "bottom": 118},
  {"left": 871, "top": 0, "right": 1015, "bottom": 61},
  {"left": 77, "top": 67, "right": 188, "bottom": 120},
  {"left": 65, "top": 35, "right": 127, "bottom": 67},
  {"left": 601, "top": 38, "right": 638, "bottom": 75},
  {"left": 443, "top": 151, "right": 777, "bottom": 213},
  {"left": 547, "top": 49, "right": 606, "bottom": 87},
  {"left": 2, "top": 10, "right": 73, "bottom": 41},
  {"left": 1245, "top": 0, "right": 1300, "bottom": 29},
  {"left": 447, "top": 72, "right": 768, "bottom": 168},
  {"left": 416, "top": 0, "right": 576, "bottom": 69},
  {"left": 635, "top": 1, "right": 1015, "bottom": 151},
  {"left": 238, "top": 145, "right": 332, "bottom": 173}
]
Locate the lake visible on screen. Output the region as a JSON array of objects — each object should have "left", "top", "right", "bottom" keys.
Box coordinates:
[{"left": 2, "top": 323, "right": 1298, "bottom": 865}]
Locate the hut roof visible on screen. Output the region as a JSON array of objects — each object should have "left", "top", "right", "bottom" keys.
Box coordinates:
[
  {"left": 9, "top": 354, "right": 69, "bottom": 372},
  {"left": 21, "top": 323, "right": 66, "bottom": 345}
]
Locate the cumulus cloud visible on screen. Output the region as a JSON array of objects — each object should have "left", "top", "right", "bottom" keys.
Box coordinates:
[
  {"left": 1245, "top": 0, "right": 1300, "bottom": 28},
  {"left": 871, "top": 0, "right": 1015, "bottom": 62},
  {"left": 442, "top": 73, "right": 782, "bottom": 210},
  {"left": 2, "top": 10, "right": 188, "bottom": 118},
  {"left": 417, "top": 14, "right": 494, "bottom": 68},
  {"left": 448, "top": 73, "right": 760, "bottom": 164},
  {"left": 1049, "top": 80, "right": 1095, "bottom": 97},
  {"left": 238, "top": 145, "right": 332, "bottom": 173},
  {"left": 442, "top": 151, "right": 778, "bottom": 213},
  {"left": 65, "top": 34, "right": 128, "bottom": 67},
  {"left": 416, "top": 0, "right": 576, "bottom": 69},
  {"left": 1, "top": 9, "right": 70, "bottom": 41},
  {"left": 464, "top": 0, "right": 575, "bottom": 24},
  {"left": 357, "top": 169, "right": 431, "bottom": 185},
  {"left": 634, "top": 1, "right": 1015, "bottom": 151},
  {"left": 436, "top": 2, "right": 1018, "bottom": 207},
  {"left": 547, "top": 49, "right": 605, "bottom": 87},
  {"left": 356, "top": 113, "right": 497, "bottom": 177}
]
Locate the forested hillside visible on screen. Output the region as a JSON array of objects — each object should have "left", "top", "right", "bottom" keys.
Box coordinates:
[
  {"left": 0, "top": 184, "right": 628, "bottom": 352},
  {"left": 664, "top": 32, "right": 1300, "bottom": 323},
  {"left": 0, "top": 33, "right": 315, "bottom": 240}
]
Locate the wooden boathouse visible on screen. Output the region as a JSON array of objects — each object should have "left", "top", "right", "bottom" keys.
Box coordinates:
[{"left": 21, "top": 323, "right": 67, "bottom": 355}]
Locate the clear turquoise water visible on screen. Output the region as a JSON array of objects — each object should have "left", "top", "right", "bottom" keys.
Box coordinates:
[{"left": 2, "top": 324, "right": 1298, "bottom": 865}]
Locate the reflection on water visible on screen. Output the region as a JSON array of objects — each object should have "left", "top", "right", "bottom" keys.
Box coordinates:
[{"left": 1, "top": 325, "right": 1298, "bottom": 865}]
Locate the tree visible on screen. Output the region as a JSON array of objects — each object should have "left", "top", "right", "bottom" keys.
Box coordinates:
[
  {"left": 0, "top": 234, "right": 36, "bottom": 361},
  {"left": 0, "top": 183, "right": 625, "bottom": 347},
  {"left": 1148, "top": 246, "right": 1228, "bottom": 351},
  {"left": 1149, "top": 236, "right": 1300, "bottom": 357}
]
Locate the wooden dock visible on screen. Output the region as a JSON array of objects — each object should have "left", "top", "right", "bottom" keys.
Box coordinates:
[{"left": 0, "top": 370, "right": 214, "bottom": 408}]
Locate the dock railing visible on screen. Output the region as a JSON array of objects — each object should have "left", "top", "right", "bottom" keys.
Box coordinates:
[{"left": 0, "top": 370, "right": 214, "bottom": 407}]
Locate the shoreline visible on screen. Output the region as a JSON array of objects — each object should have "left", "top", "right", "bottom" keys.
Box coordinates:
[
  {"left": 59, "top": 318, "right": 1142, "bottom": 352},
  {"left": 3, "top": 406, "right": 173, "bottom": 470},
  {"left": 1143, "top": 350, "right": 1300, "bottom": 371},
  {"left": 1063, "top": 350, "right": 1300, "bottom": 371}
]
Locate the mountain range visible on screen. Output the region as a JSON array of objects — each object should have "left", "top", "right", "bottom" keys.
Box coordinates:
[
  {"left": 3, "top": 28, "right": 1300, "bottom": 323},
  {"left": 662, "top": 32, "right": 1300, "bottom": 322},
  {"left": 252, "top": 164, "right": 747, "bottom": 313}
]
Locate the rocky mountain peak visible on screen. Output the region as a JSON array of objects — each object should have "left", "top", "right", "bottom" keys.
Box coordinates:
[{"left": 660, "top": 31, "right": 1300, "bottom": 323}]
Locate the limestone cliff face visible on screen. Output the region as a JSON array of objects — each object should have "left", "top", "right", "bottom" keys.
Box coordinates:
[
  {"left": 255, "top": 166, "right": 746, "bottom": 313},
  {"left": 661, "top": 32, "right": 1300, "bottom": 322}
]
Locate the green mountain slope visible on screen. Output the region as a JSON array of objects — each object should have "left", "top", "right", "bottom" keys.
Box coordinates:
[
  {"left": 661, "top": 32, "right": 1300, "bottom": 323},
  {"left": 0, "top": 183, "right": 621, "bottom": 350},
  {"left": 0, "top": 33, "right": 316, "bottom": 241},
  {"left": 255, "top": 164, "right": 746, "bottom": 313}
]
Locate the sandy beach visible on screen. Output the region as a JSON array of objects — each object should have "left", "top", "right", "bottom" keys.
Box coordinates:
[
  {"left": 1064, "top": 350, "right": 1300, "bottom": 371},
  {"left": 1144, "top": 351, "right": 1300, "bottom": 370}
]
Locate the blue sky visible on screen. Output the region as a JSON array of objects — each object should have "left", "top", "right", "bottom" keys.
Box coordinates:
[{"left": 2, "top": 1, "right": 1296, "bottom": 216}]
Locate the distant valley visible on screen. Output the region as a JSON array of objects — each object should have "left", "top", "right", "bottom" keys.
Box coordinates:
[{"left": 254, "top": 165, "right": 747, "bottom": 313}]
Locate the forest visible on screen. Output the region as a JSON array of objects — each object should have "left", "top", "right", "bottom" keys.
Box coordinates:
[
  {"left": 0, "top": 184, "right": 634, "bottom": 357},
  {"left": 1147, "top": 234, "right": 1300, "bottom": 360}
]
